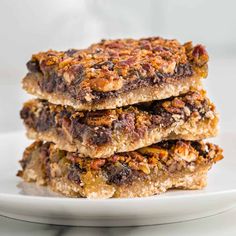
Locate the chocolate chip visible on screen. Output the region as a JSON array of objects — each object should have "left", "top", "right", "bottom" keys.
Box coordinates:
[
  {"left": 68, "top": 171, "right": 81, "bottom": 184},
  {"left": 155, "top": 71, "right": 165, "bottom": 79},
  {"left": 103, "top": 163, "right": 133, "bottom": 185},
  {"left": 65, "top": 49, "right": 77, "bottom": 57},
  {"left": 71, "top": 64, "right": 85, "bottom": 84},
  {"left": 55, "top": 77, "right": 67, "bottom": 92},
  {"left": 38, "top": 77, "right": 56, "bottom": 93},
  {"left": 20, "top": 106, "right": 36, "bottom": 128},
  {"left": 26, "top": 60, "right": 40, "bottom": 73},
  {"left": 20, "top": 107, "right": 30, "bottom": 119},
  {"left": 93, "top": 61, "right": 114, "bottom": 70},
  {"left": 21, "top": 103, "right": 56, "bottom": 132},
  {"left": 89, "top": 127, "right": 112, "bottom": 145},
  {"left": 174, "top": 64, "right": 192, "bottom": 77},
  {"left": 38, "top": 73, "right": 67, "bottom": 93},
  {"left": 36, "top": 108, "right": 55, "bottom": 132},
  {"left": 112, "top": 113, "right": 135, "bottom": 131},
  {"left": 70, "top": 116, "right": 112, "bottom": 146},
  {"left": 70, "top": 118, "right": 88, "bottom": 141},
  {"left": 157, "top": 140, "right": 177, "bottom": 150},
  {"left": 191, "top": 141, "right": 206, "bottom": 158},
  {"left": 67, "top": 163, "right": 86, "bottom": 185}
]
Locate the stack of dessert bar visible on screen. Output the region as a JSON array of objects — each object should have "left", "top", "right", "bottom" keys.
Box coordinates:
[{"left": 18, "top": 37, "right": 223, "bottom": 198}]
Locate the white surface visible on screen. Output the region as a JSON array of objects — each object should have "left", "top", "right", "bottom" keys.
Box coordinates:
[
  {"left": 0, "top": 131, "right": 235, "bottom": 227},
  {"left": 1, "top": 209, "right": 236, "bottom": 236}
]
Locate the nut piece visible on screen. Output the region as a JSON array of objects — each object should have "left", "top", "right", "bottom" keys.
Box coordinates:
[
  {"left": 138, "top": 147, "right": 168, "bottom": 158},
  {"left": 86, "top": 110, "right": 117, "bottom": 127},
  {"left": 90, "top": 159, "right": 106, "bottom": 170},
  {"left": 173, "top": 141, "right": 198, "bottom": 162},
  {"left": 138, "top": 162, "right": 151, "bottom": 174},
  {"left": 89, "top": 77, "right": 123, "bottom": 92}
]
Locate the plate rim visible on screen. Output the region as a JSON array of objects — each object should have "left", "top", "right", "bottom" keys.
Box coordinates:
[{"left": 1, "top": 188, "right": 236, "bottom": 203}]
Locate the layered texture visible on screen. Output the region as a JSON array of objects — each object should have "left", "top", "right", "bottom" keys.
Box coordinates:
[
  {"left": 22, "top": 37, "right": 208, "bottom": 111},
  {"left": 20, "top": 90, "right": 218, "bottom": 158},
  {"left": 17, "top": 140, "right": 223, "bottom": 198},
  {"left": 18, "top": 37, "right": 222, "bottom": 199}
]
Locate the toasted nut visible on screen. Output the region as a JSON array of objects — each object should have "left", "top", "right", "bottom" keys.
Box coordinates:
[
  {"left": 138, "top": 163, "right": 151, "bottom": 174},
  {"left": 90, "top": 77, "right": 123, "bottom": 92},
  {"left": 162, "top": 61, "right": 176, "bottom": 74},
  {"left": 86, "top": 111, "right": 117, "bottom": 127},
  {"left": 138, "top": 147, "right": 168, "bottom": 158},
  {"left": 90, "top": 159, "right": 106, "bottom": 170},
  {"left": 213, "top": 153, "right": 224, "bottom": 163},
  {"left": 173, "top": 142, "right": 198, "bottom": 162},
  {"left": 172, "top": 98, "right": 185, "bottom": 108}
]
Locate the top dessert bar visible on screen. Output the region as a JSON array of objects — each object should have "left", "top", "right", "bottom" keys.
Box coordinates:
[{"left": 23, "top": 37, "right": 208, "bottom": 111}]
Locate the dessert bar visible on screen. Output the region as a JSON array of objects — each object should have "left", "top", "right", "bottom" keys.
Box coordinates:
[
  {"left": 17, "top": 140, "right": 223, "bottom": 199},
  {"left": 23, "top": 37, "right": 208, "bottom": 110},
  {"left": 21, "top": 90, "right": 218, "bottom": 158}
]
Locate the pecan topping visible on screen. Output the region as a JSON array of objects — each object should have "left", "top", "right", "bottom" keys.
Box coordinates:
[{"left": 26, "top": 37, "right": 208, "bottom": 96}]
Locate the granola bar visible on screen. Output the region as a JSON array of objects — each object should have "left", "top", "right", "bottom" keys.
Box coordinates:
[
  {"left": 20, "top": 90, "right": 218, "bottom": 158},
  {"left": 22, "top": 37, "right": 208, "bottom": 111},
  {"left": 17, "top": 140, "right": 223, "bottom": 199}
]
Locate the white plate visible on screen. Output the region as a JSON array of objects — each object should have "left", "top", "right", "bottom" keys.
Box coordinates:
[{"left": 0, "top": 131, "right": 235, "bottom": 227}]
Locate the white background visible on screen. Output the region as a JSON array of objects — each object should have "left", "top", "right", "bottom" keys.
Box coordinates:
[{"left": 0, "top": 0, "right": 235, "bottom": 133}]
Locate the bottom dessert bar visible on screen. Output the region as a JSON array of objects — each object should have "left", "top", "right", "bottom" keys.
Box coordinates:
[{"left": 17, "top": 140, "right": 223, "bottom": 199}]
